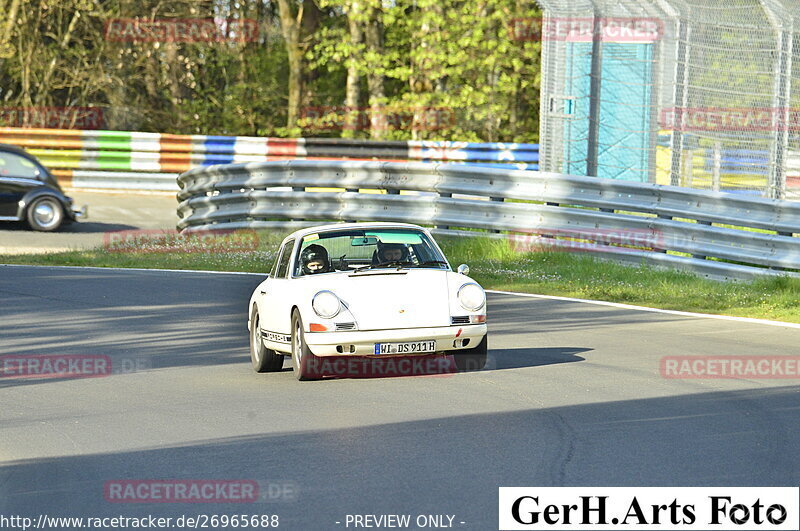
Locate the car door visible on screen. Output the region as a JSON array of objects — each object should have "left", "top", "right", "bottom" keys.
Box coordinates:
[
  {"left": 260, "top": 239, "right": 295, "bottom": 351},
  {"left": 0, "top": 151, "right": 42, "bottom": 217}
]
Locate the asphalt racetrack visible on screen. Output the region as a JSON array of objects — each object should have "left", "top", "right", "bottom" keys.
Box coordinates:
[
  {"left": 0, "top": 191, "right": 178, "bottom": 254},
  {"left": 1, "top": 265, "right": 799, "bottom": 530}
]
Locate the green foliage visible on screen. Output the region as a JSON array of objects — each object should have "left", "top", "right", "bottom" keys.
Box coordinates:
[{"left": 0, "top": 0, "right": 541, "bottom": 142}]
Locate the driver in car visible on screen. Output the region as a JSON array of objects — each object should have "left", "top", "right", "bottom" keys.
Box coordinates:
[
  {"left": 300, "top": 244, "right": 331, "bottom": 275},
  {"left": 375, "top": 242, "right": 409, "bottom": 265}
]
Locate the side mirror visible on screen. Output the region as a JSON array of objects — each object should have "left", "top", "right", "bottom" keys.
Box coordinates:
[{"left": 457, "top": 264, "right": 469, "bottom": 276}]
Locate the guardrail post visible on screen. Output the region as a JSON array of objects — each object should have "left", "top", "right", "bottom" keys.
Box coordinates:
[
  {"left": 437, "top": 192, "right": 452, "bottom": 230},
  {"left": 692, "top": 220, "right": 713, "bottom": 259},
  {"left": 653, "top": 214, "right": 674, "bottom": 254},
  {"left": 490, "top": 196, "right": 504, "bottom": 233},
  {"left": 290, "top": 186, "right": 306, "bottom": 222}
]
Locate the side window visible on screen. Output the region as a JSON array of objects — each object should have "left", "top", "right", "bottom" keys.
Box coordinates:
[
  {"left": 275, "top": 240, "right": 294, "bottom": 278},
  {"left": 0, "top": 152, "right": 40, "bottom": 179},
  {"left": 270, "top": 248, "right": 282, "bottom": 277}
]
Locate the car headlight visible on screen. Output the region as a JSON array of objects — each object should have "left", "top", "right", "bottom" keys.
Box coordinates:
[
  {"left": 458, "top": 283, "right": 485, "bottom": 312},
  {"left": 312, "top": 290, "right": 341, "bottom": 319}
]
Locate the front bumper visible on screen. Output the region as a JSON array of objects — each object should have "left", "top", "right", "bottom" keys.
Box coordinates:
[
  {"left": 304, "top": 324, "right": 487, "bottom": 357},
  {"left": 72, "top": 205, "right": 88, "bottom": 220}
]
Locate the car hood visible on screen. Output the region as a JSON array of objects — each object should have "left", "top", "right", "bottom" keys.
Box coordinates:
[{"left": 317, "top": 268, "right": 452, "bottom": 330}]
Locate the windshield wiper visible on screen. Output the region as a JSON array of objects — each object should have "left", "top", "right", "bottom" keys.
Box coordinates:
[
  {"left": 352, "top": 260, "right": 413, "bottom": 273},
  {"left": 416, "top": 260, "right": 448, "bottom": 267}
]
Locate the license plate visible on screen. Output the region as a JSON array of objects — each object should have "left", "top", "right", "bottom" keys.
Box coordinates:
[{"left": 374, "top": 340, "right": 436, "bottom": 355}]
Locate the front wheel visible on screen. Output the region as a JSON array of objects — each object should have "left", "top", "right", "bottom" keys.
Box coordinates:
[
  {"left": 453, "top": 335, "right": 488, "bottom": 372},
  {"left": 27, "top": 196, "right": 64, "bottom": 232},
  {"left": 250, "top": 312, "right": 284, "bottom": 373},
  {"left": 291, "top": 310, "right": 321, "bottom": 381}
]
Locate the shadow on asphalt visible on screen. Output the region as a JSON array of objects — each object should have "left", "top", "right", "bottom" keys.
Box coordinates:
[
  {"left": 0, "top": 220, "right": 138, "bottom": 233},
  {"left": 1, "top": 385, "right": 798, "bottom": 526},
  {"left": 0, "top": 267, "right": 263, "bottom": 390},
  {"left": 489, "top": 346, "right": 591, "bottom": 370}
]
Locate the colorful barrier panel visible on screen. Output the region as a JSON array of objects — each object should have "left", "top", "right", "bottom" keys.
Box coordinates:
[{"left": 0, "top": 128, "right": 539, "bottom": 191}]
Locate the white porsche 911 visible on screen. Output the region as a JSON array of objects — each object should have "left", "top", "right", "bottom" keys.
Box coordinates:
[{"left": 247, "top": 222, "right": 488, "bottom": 380}]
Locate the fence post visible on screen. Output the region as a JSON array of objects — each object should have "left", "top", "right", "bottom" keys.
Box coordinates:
[
  {"left": 669, "top": 19, "right": 690, "bottom": 187},
  {"left": 769, "top": 29, "right": 792, "bottom": 200},
  {"left": 586, "top": 9, "right": 604, "bottom": 178}
]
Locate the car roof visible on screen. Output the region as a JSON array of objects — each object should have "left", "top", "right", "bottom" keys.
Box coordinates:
[
  {"left": 282, "top": 222, "right": 429, "bottom": 244},
  {"left": 0, "top": 143, "right": 36, "bottom": 158}
]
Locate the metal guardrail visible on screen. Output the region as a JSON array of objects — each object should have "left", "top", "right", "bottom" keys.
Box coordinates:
[
  {"left": 177, "top": 161, "right": 800, "bottom": 281},
  {"left": 0, "top": 128, "right": 538, "bottom": 191}
]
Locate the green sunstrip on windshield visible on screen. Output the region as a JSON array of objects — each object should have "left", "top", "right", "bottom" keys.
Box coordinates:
[{"left": 365, "top": 232, "right": 423, "bottom": 244}]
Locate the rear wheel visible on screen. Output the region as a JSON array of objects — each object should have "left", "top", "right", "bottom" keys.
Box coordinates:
[
  {"left": 250, "top": 312, "right": 284, "bottom": 373},
  {"left": 291, "top": 310, "right": 321, "bottom": 381},
  {"left": 27, "top": 196, "right": 64, "bottom": 231},
  {"left": 453, "top": 335, "right": 488, "bottom": 372}
]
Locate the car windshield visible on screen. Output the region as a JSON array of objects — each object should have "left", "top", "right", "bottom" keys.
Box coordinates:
[{"left": 292, "top": 228, "right": 448, "bottom": 277}]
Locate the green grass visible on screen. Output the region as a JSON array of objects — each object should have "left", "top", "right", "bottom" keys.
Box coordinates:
[{"left": 2, "top": 230, "right": 799, "bottom": 323}]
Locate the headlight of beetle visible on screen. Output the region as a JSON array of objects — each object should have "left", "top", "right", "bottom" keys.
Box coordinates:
[
  {"left": 312, "top": 290, "right": 341, "bottom": 319},
  {"left": 458, "top": 283, "right": 485, "bottom": 312}
]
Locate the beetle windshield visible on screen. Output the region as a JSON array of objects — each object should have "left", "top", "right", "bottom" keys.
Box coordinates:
[{"left": 293, "top": 228, "right": 448, "bottom": 277}]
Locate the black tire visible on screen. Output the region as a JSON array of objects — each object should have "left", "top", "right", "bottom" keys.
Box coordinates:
[
  {"left": 27, "top": 196, "right": 64, "bottom": 232},
  {"left": 250, "top": 311, "right": 285, "bottom": 373},
  {"left": 291, "top": 310, "right": 321, "bottom": 381},
  {"left": 454, "top": 335, "right": 488, "bottom": 372}
]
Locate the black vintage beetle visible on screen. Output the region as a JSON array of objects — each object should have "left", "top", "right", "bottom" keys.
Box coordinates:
[{"left": 0, "top": 143, "right": 86, "bottom": 231}]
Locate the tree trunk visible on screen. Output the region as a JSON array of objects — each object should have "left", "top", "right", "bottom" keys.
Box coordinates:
[
  {"left": 276, "top": 0, "right": 321, "bottom": 131},
  {"left": 0, "top": 0, "right": 21, "bottom": 60},
  {"left": 342, "top": 1, "right": 363, "bottom": 138},
  {"left": 275, "top": 0, "right": 303, "bottom": 130},
  {"left": 286, "top": 45, "right": 303, "bottom": 128},
  {"left": 364, "top": 3, "right": 384, "bottom": 140}
]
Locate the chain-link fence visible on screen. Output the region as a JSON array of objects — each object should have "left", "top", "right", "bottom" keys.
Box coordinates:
[{"left": 534, "top": 0, "right": 800, "bottom": 199}]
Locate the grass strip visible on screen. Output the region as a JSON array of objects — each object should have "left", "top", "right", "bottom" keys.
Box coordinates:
[{"left": 2, "top": 230, "right": 798, "bottom": 323}]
